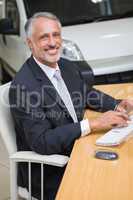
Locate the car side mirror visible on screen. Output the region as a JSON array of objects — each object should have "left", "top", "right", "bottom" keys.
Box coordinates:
[{"left": 0, "top": 18, "right": 17, "bottom": 34}]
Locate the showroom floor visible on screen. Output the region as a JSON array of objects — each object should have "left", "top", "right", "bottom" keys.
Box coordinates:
[{"left": 0, "top": 134, "right": 10, "bottom": 200}]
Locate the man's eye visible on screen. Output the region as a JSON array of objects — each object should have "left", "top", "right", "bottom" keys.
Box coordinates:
[
  {"left": 40, "top": 35, "right": 49, "bottom": 40},
  {"left": 53, "top": 33, "right": 61, "bottom": 37}
]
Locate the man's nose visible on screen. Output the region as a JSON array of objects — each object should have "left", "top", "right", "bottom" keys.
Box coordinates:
[{"left": 48, "top": 35, "right": 56, "bottom": 46}]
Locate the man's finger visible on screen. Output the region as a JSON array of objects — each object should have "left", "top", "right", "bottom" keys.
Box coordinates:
[
  {"left": 116, "top": 111, "right": 129, "bottom": 120},
  {"left": 116, "top": 105, "right": 127, "bottom": 113}
]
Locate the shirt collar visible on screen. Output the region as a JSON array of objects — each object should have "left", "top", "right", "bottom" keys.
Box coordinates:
[{"left": 33, "top": 56, "right": 60, "bottom": 81}]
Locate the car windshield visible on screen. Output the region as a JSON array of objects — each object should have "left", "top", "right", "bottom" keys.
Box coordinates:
[{"left": 23, "top": 0, "right": 133, "bottom": 26}]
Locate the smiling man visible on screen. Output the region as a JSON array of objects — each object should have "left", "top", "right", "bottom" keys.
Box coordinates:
[
  {"left": 26, "top": 15, "right": 62, "bottom": 67},
  {"left": 9, "top": 12, "right": 133, "bottom": 200}
]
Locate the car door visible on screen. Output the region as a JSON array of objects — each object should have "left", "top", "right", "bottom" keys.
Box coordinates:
[{"left": 0, "top": 0, "right": 29, "bottom": 74}]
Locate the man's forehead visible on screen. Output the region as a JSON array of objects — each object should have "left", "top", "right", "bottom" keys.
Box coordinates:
[{"left": 31, "top": 17, "right": 61, "bottom": 35}]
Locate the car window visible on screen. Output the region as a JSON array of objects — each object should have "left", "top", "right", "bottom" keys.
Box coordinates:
[{"left": 24, "top": 0, "right": 133, "bottom": 26}]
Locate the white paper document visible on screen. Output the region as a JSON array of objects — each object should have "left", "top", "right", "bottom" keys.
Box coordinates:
[{"left": 96, "top": 115, "right": 133, "bottom": 146}]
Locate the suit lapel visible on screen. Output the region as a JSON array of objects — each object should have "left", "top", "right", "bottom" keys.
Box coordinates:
[
  {"left": 28, "top": 56, "right": 72, "bottom": 115},
  {"left": 58, "top": 59, "right": 81, "bottom": 109},
  {"left": 60, "top": 67, "right": 78, "bottom": 100}
]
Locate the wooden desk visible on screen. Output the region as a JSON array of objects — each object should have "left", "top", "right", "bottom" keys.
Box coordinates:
[{"left": 56, "top": 83, "right": 133, "bottom": 200}]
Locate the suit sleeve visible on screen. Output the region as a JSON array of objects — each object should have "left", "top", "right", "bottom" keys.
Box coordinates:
[
  {"left": 9, "top": 84, "right": 81, "bottom": 156},
  {"left": 85, "top": 87, "right": 120, "bottom": 112}
]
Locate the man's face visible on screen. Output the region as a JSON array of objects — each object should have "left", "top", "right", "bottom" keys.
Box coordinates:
[{"left": 27, "top": 17, "right": 62, "bottom": 68}]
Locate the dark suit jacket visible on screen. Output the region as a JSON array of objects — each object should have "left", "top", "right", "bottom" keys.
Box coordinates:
[{"left": 9, "top": 56, "right": 118, "bottom": 199}]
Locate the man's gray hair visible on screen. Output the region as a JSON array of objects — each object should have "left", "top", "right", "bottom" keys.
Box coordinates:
[{"left": 25, "top": 12, "right": 62, "bottom": 37}]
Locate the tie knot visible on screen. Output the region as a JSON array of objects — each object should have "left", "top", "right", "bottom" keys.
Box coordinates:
[{"left": 54, "top": 70, "right": 62, "bottom": 81}]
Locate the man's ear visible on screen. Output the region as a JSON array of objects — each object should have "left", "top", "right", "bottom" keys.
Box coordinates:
[{"left": 26, "top": 38, "right": 33, "bottom": 50}]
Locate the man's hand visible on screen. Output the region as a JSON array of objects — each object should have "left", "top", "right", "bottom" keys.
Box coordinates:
[
  {"left": 116, "top": 99, "right": 133, "bottom": 113},
  {"left": 89, "top": 110, "right": 129, "bottom": 132}
]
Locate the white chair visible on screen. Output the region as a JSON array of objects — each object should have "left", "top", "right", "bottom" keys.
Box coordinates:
[{"left": 0, "top": 82, "right": 69, "bottom": 200}]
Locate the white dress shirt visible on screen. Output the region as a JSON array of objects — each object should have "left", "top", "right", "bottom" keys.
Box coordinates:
[{"left": 33, "top": 57, "right": 91, "bottom": 137}]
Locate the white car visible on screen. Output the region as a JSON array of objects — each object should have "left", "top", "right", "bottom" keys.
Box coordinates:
[
  {"left": 0, "top": 0, "right": 133, "bottom": 84},
  {"left": 0, "top": 1, "right": 3, "bottom": 18}
]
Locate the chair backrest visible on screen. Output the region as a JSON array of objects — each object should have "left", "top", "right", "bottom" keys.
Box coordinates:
[{"left": 0, "top": 82, "right": 17, "bottom": 155}]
